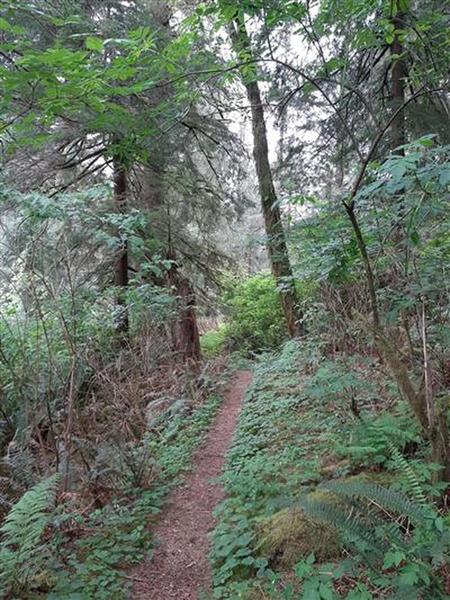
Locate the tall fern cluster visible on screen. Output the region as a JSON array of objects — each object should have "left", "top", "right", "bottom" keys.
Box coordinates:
[
  {"left": 0, "top": 474, "right": 60, "bottom": 595},
  {"left": 298, "top": 451, "right": 449, "bottom": 598}
]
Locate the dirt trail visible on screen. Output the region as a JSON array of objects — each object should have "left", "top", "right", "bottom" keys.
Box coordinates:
[{"left": 131, "top": 369, "right": 252, "bottom": 599}]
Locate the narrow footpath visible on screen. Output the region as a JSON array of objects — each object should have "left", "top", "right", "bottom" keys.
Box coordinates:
[{"left": 132, "top": 369, "right": 252, "bottom": 599}]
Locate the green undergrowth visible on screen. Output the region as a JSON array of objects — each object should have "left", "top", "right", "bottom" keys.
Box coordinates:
[
  {"left": 54, "top": 393, "right": 223, "bottom": 599},
  {"left": 211, "top": 340, "right": 450, "bottom": 599},
  {"left": 1, "top": 388, "right": 226, "bottom": 599},
  {"left": 201, "top": 324, "right": 229, "bottom": 358}
]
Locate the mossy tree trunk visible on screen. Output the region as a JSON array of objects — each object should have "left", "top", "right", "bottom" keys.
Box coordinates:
[
  {"left": 345, "top": 202, "right": 450, "bottom": 483},
  {"left": 229, "top": 17, "right": 304, "bottom": 338},
  {"left": 390, "top": 2, "right": 407, "bottom": 155}
]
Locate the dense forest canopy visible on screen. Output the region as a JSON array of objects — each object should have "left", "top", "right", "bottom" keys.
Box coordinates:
[{"left": 0, "top": 0, "right": 449, "bottom": 598}]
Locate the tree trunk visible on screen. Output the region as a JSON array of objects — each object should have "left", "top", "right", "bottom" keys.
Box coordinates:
[
  {"left": 230, "top": 18, "right": 304, "bottom": 338},
  {"left": 389, "top": 7, "right": 449, "bottom": 482},
  {"left": 345, "top": 202, "right": 450, "bottom": 482},
  {"left": 174, "top": 276, "right": 202, "bottom": 363},
  {"left": 431, "top": 399, "right": 450, "bottom": 483},
  {"left": 166, "top": 252, "right": 202, "bottom": 365},
  {"left": 390, "top": 4, "right": 407, "bottom": 155},
  {"left": 113, "top": 156, "right": 129, "bottom": 334}
]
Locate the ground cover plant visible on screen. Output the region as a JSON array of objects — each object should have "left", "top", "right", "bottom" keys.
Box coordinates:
[
  {"left": 211, "top": 341, "right": 450, "bottom": 599},
  {"left": 0, "top": 381, "right": 227, "bottom": 598}
]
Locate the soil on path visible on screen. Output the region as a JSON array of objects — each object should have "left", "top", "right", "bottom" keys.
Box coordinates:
[{"left": 131, "top": 369, "right": 252, "bottom": 600}]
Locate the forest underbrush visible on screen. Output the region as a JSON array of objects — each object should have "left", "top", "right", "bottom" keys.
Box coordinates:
[
  {"left": 0, "top": 322, "right": 230, "bottom": 598},
  {"left": 211, "top": 339, "right": 450, "bottom": 599}
]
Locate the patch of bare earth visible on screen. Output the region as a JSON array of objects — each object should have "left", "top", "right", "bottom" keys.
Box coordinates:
[{"left": 131, "top": 369, "right": 252, "bottom": 599}]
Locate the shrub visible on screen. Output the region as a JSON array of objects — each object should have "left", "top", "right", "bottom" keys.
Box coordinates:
[
  {"left": 336, "top": 409, "right": 421, "bottom": 470},
  {"left": 223, "top": 274, "right": 286, "bottom": 353},
  {"left": 295, "top": 448, "right": 450, "bottom": 599},
  {"left": 200, "top": 324, "right": 229, "bottom": 358}
]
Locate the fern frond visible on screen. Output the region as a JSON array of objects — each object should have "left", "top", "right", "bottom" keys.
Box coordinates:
[
  {"left": 387, "top": 442, "right": 428, "bottom": 508},
  {"left": 0, "top": 474, "right": 60, "bottom": 591},
  {"left": 321, "top": 480, "right": 428, "bottom": 524},
  {"left": 298, "top": 495, "right": 385, "bottom": 559}
]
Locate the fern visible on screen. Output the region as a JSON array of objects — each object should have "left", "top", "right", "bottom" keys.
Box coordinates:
[
  {"left": 322, "top": 480, "right": 429, "bottom": 524},
  {"left": 300, "top": 495, "right": 378, "bottom": 546},
  {"left": 3, "top": 442, "right": 35, "bottom": 487},
  {"left": 387, "top": 441, "right": 429, "bottom": 508},
  {"left": 0, "top": 474, "right": 60, "bottom": 593},
  {"left": 298, "top": 474, "right": 444, "bottom": 594},
  {"left": 299, "top": 488, "right": 410, "bottom": 557}
]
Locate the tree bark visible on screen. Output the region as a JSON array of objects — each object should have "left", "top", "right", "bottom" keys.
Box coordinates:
[
  {"left": 113, "top": 156, "right": 129, "bottom": 334},
  {"left": 345, "top": 201, "right": 450, "bottom": 482},
  {"left": 166, "top": 251, "right": 202, "bottom": 365},
  {"left": 390, "top": 4, "right": 407, "bottom": 154},
  {"left": 431, "top": 397, "right": 450, "bottom": 483},
  {"left": 230, "top": 18, "right": 304, "bottom": 338},
  {"left": 389, "top": 7, "right": 449, "bottom": 481}
]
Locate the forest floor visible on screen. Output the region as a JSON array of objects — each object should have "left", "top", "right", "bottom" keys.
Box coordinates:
[{"left": 131, "top": 369, "right": 252, "bottom": 600}]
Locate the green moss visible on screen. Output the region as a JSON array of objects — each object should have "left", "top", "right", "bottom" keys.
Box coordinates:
[{"left": 255, "top": 507, "right": 341, "bottom": 568}]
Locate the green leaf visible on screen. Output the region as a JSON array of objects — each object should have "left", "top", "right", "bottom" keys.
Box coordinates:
[
  {"left": 390, "top": 162, "right": 407, "bottom": 181},
  {"left": 383, "top": 549, "right": 404, "bottom": 569},
  {"left": 399, "top": 565, "right": 419, "bottom": 586},
  {"left": 51, "top": 14, "right": 83, "bottom": 26},
  {"left": 434, "top": 517, "right": 444, "bottom": 532},
  {"left": 221, "top": 5, "right": 239, "bottom": 20},
  {"left": 319, "top": 581, "right": 336, "bottom": 600},
  {"left": 345, "top": 584, "right": 373, "bottom": 599},
  {"left": 0, "top": 17, "right": 24, "bottom": 33},
  {"left": 85, "top": 36, "right": 104, "bottom": 51},
  {"left": 294, "top": 560, "right": 314, "bottom": 579}
]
